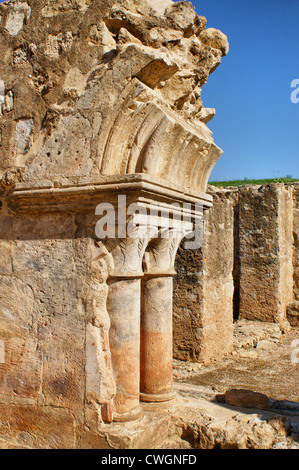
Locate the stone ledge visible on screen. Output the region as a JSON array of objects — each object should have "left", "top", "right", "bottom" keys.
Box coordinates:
[{"left": 7, "top": 174, "right": 213, "bottom": 214}]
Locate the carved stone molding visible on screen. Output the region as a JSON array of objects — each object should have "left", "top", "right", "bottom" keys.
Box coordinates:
[
  {"left": 7, "top": 174, "right": 213, "bottom": 214},
  {"left": 143, "top": 227, "right": 193, "bottom": 277},
  {"left": 105, "top": 236, "right": 149, "bottom": 278}
]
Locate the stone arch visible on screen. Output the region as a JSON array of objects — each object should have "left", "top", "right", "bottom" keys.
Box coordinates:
[{"left": 98, "top": 80, "right": 221, "bottom": 194}]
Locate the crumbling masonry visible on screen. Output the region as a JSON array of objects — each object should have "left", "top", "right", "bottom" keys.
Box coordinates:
[{"left": 0, "top": 0, "right": 297, "bottom": 449}]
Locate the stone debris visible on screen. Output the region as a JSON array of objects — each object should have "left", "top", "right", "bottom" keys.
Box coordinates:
[
  {"left": 216, "top": 389, "right": 271, "bottom": 411},
  {"left": 233, "top": 320, "right": 282, "bottom": 352},
  {"left": 173, "top": 358, "right": 203, "bottom": 380},
  {"left": 92, "top": 387, "right": 299, "bottom": 449}
]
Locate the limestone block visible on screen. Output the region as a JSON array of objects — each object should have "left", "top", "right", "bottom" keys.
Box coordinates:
[
  {"left": 223, "top": 389, "right": 271, "bottom": 411},
  {"left": 238, "top": 185, "right": 293, "bottom": 324},
  {"left": 0, "top": 405, "right": 75, "bottom": 449},
  {"left": 165, "top": 1, "right": 198, "bottom": 35},
  {"left": 24, "top": 113, "right": 92, "bottom": 179},
  {"left": 0, "top": 276, "right": 42, "bottom": 404},
  {"left": 38, "top": 314, "right": 85, "bottom": 410},
  {"left": 0, "top": 235, "right": 94, "bottom": 413},
  {"left": 14, "top": 119, "right": 34, "bottom": 154},
  {"left": 197, "top": 107, "right": 216, "bottom": 124},
  {"left": 12, "top": 239, "right": 75, "bottom": 276}
]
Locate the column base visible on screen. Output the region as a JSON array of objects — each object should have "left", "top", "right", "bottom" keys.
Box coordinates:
[
  {"left": 140, "top": 391, "right": 176, "bottom": 403},
  {"left": 113, "top": 407, "right": 143, "bottom": 423}
]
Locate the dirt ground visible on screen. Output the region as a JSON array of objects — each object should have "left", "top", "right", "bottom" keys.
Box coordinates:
[
  {"left": 174, "top": 325, "right": 299, "bottom": 403},
  {"left": 86, "top": 324, "right": 299, "bottom": 450}
]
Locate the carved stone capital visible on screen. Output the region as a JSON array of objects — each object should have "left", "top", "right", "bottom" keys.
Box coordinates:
[
  {"left": 143, "top": 227, "right": 191, "bottom": 276},
  {"left": 105, "top": 236, "right": 149, "bottom": 278}
]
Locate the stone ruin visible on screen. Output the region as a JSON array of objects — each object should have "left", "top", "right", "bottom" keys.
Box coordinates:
[
  {"left": 0, "top": 0, "right": 298, "bottom": 449},
  {"left": 174, "top": 182, "right": 299, "bottom": 363}
]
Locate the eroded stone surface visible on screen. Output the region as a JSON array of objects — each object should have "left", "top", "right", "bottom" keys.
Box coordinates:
[
  {"left": 173, "top": 183, "right": 298, "bottom": 364},
  {"left": 0, "top": 0, "right": 298, "bottom": 450},
  {"left": 173, "top": 189, "right": 234, "bottom": 363},
  {"left": 0, "top": 80, "right": 5, "bottom": 112},
  {"left": 287, "top": 301, "right": 299, "bottom": 327},
  {"left": 4, "top": 1, "right": 31, "bottom": 36},
  {"left": 0, "top": 0, "right": 227, "bottom": 192},
  {"left": 0, "top": 0, "right": 229, "bottom": 435}
]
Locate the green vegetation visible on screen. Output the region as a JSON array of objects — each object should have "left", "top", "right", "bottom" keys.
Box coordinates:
[{"left": 209, "top": 177, "right": 298, "bottom": 188}]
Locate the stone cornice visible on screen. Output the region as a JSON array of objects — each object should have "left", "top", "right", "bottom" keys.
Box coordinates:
[{"left": 7, "top": 174, "right": 213, "bottom": 214}]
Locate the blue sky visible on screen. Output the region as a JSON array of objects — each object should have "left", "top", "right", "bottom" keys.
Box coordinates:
[
  {"left": 1, "top": 0, "right": 298, "bottom": 181},
  {"left": 191, "top": 0, "right": 299, "bottom": 181}
]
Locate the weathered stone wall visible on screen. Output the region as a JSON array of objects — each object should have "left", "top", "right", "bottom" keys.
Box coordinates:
[
  {"left": 292, "top": 185, "right": 299, "bottom": 302},
  {"left": 238, "top": 185, "right": 293, "bottom": 326},
  {"left": 173, "top": 190, "right": 234, "bottom": 363},
  {"left": 0, "top": 208, "right": 116, "bottom": 447},
  {"left": 0, "top": 0, "right": 298, "bottom": 450},
  {"left": 287, "top": 183, "right": 299, "bottom": 326},
  {"left": 173, "top": 183, "right": 297, "bottom": 362}
]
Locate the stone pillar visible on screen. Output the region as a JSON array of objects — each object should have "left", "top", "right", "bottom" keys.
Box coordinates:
[
  {"left": 286, "top": 183, "right": 299, "bottom": 326},
  {"left": 105, "top": 203, "right": 202, "bottom": 413},
  {"left": 140, "top": 275, "right": 174, "bottom": 402},
  {"left": 140, "top": 230, "right": 186, "bottom": 403},
  {"left": 238, "top": 184, "right": 293, "bottom": 326},
  {"left": 108, "top": 277, "right": 142, "bottom": 420},
  {"left": 106, "top": 236, "right": 148, "bottom": 421},
  {"left": 173, "top": 192, "right": 234, "bottom": 364}
]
